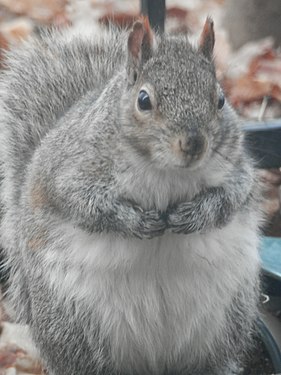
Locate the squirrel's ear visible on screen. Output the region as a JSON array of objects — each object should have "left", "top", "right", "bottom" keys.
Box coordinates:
[
  {"left": 199, "top": 17, "right": 215, "bottom": 61},
  {"left": 127, "top": 17, "right": 154, "bottom": 84}
]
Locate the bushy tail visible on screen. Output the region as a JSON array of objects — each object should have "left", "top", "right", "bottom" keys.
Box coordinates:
[
  {"left": 0, "top": 25, "right": 125, "bottom": 206},
  {"left": 0, "top": 25, "right": 126, "bottom": 321}
]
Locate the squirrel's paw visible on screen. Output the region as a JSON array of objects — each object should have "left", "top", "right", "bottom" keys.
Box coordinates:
[
  {"left": 166, "top": 202, "right": 199, "bottom": 234},
  {"left": 117, "top": 201, "right": 167, "bottom": 239},
  {"left": 133, "top": 207, "right": 167, "bottom": 239}
]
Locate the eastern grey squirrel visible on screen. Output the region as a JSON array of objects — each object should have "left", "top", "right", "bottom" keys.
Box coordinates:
[{"left": 0, "top": 17, "right": 263, "bottom": 375}]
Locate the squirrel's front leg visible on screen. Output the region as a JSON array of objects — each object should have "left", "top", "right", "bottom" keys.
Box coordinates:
[
  {"left": 30, "top": 177, "right": 166, "bottom": 239},
  {"left": 167, "top": 160, "right": 257, "bottom": 234},
  {"left": 90, "top": 196, "right": 167, "bottom": 239},
  {"left": 167, "top": 186, "right": 235, "bottom": 234}
]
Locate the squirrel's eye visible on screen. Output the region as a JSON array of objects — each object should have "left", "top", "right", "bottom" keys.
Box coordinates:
[
  {"left": 218, "top": 93, "right": 225, "bottom": 110},
  {"left": 138, "top": 90, "right": 152, "bottom": 111}
]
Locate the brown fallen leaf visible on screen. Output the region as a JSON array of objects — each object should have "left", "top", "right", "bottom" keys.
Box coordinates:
[
  {"left": 0, "top": 19, "right": 33, "bottom": 45},
  {"left": 228, "top": 76, "right": 281, "bottom": 105},
  {"left": 248, "top": 49, "right": 277, "bottom": 76},
  {"left": 0, "top": 345, "right": 43, "bottom": 374},
  {"left": 0, "top": 0, "right": 67, "bottom": 24},
  {"left": 0, "top": 345, "right": 26, "bottom": 368},
  {"left": 99, "top": 12, "right": 137, "bottom": 29},
  {"left": 166, "top": 6, "right": 189, "bottom": 21},
  {"left": 225, "top": 43, "right": 281, "bottom": 107}
]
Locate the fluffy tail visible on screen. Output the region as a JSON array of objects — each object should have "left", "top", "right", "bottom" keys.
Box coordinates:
[
  {"left": 0, "top": 26, "right": 125, "bottom": 206},
  {"left": 0, "top": 25, "right": 125, "bottom": 321}
]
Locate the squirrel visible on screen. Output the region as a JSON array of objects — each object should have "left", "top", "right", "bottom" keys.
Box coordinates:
[{"left": 0, "top": 17, "right": 263, "bottom": 375}]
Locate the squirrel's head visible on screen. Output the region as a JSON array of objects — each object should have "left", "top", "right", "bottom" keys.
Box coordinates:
[{"left": 119, "top": 18, "right": 241, "bottom": 171}]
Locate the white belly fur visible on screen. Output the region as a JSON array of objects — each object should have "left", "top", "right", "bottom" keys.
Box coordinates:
[{"left": 44, "top": 212, "right": 260, "bottom": 373}]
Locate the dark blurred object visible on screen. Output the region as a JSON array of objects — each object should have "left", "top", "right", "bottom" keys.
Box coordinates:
[
  {"left": 244, "top": 122, "right": 281, "bottom": 169},
  {"left": 141, "top": 0, "right": 165, "bottom": 33},
  {"left": 224, "top": 0, "right": 281, "bottom": 49},
  {"left": 255, "top": 318, "right": 281, "bottom": 373}
]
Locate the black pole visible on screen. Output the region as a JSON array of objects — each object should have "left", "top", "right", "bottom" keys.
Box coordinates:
[{"left": 141, "top": 0, "right": 166, "bottom": 33}]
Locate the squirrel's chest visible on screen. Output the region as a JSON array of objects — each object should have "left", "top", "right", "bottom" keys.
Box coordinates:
[
  {"left": 45, "top": 219, "right": 259, "bottom": 374},
  {"left": 117, "top": 167, "right": 202, "bottom": 211}
]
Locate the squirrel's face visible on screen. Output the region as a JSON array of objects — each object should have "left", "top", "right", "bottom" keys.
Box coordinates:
[{"left": 120, "top": 19, "right": 241, "bottom": 171}]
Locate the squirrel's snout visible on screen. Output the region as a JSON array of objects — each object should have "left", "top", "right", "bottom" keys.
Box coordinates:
[{"left": 176, "top": 132, "right": 207, "bottom": 160}]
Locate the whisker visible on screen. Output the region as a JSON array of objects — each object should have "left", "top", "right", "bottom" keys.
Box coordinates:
[{"left": 211, "top": 148, "right": 236, "bottom": 169}]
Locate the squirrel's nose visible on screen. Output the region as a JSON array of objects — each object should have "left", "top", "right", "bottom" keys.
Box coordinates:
[{"left": 178, "top": 132, "right": 206, "bottom": 157}]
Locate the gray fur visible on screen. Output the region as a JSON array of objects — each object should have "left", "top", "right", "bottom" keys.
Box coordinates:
[{"left": 0, "top": 24, "right": 262, "bottom": 375}]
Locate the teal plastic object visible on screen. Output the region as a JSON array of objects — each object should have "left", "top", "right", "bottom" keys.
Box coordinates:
[{"left": 260, "top": 236, "right": 281, "bottom": 280}]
